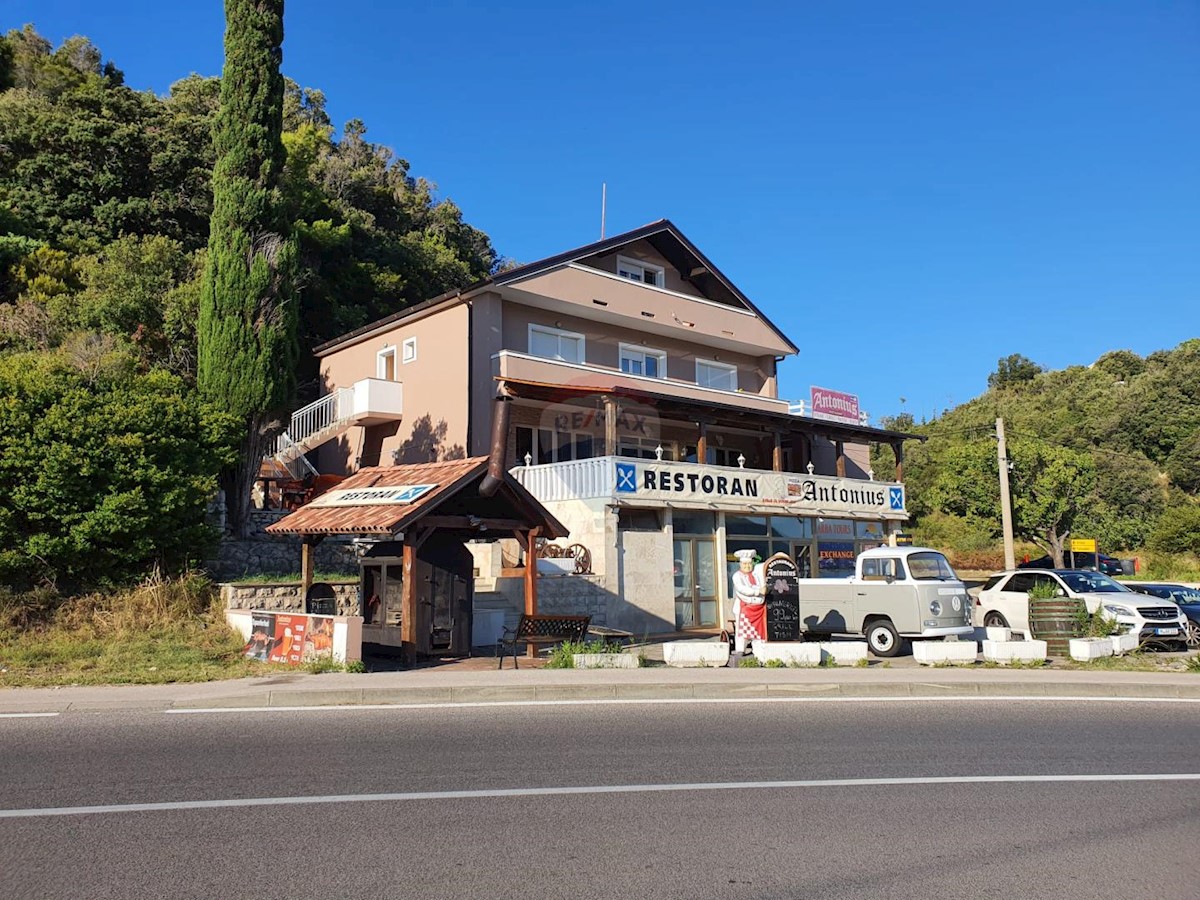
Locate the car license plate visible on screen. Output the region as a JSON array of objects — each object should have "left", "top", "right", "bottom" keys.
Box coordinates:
[{"left": 1154, "top": 627, "right": 1179, "bottom": 636}]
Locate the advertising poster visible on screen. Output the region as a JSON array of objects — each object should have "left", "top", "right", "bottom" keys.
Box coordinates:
[
  {"left": 267, "top": 614, "right": 308, "bottom": 664},
  {"left": 303, "top": 616, "right": 335, "bottom": 662},
  {"left": 243, "top": 612, "right": 275, "bottom": 661}
]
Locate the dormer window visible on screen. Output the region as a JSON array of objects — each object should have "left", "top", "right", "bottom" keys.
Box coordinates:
[{"left": 617, "top": 255, "right": 664, "bottom": 288}]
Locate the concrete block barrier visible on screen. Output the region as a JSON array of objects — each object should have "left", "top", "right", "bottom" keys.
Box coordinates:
[
  {"left": 662, "top": 640, "right": 731, "bottom": 668},
  {"left": 913, "top": 640, "right": 979, "bottom": 666},
  {"left": 753, "top": 642, "right": 822, "bottom": 666},
  {"left": 1069, "top": 638, "right": 1115, "bottom": 662},
  {"left": 573, "top": 653, "right": 639, "bottom": 669},
  {"left": 983, "top": 639, "right": 1047, "bottom": 664}
]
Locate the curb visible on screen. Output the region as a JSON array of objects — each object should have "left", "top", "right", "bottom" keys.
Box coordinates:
[{"left": 12, "top": 680, "right": 1193, "bottom": 712}]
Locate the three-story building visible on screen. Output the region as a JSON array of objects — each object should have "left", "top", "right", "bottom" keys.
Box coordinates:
[{"left": 292, "top": 220, "right": 919, "bottom": 635}]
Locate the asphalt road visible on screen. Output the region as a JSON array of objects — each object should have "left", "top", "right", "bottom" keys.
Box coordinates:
[{"left": 2, "top": 699, "right": 1198, "bottom": 899}]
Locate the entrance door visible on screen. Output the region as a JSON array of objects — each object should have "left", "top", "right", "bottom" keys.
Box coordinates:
[{"left": 673, "top": 538, "right": 718, "bottom": 629}]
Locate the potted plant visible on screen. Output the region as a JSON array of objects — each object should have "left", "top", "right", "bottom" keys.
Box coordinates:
[{"left": 1069, "top": 609, "right": 1118, "bottom": 661}]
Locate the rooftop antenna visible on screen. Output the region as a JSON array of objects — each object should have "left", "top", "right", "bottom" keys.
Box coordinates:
[{"left": 600, "top": 182, "right": 606, "bottom": 239}]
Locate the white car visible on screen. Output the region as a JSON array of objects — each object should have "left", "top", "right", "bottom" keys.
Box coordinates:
[{"left": 977, "top": 569, "right": 1188, "bottom": 648}]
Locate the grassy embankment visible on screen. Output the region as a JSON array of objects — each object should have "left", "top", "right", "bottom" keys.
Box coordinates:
[{"left": 0, "top": 572, "right": 296, "bottom": 688}]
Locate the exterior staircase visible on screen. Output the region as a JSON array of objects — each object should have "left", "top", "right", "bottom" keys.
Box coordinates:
[{"left": 263, "top": 379, "right": 403, "bottom": 479}]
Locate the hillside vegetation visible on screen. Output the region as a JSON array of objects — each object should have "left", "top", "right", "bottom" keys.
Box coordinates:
[
  {"left": 0, "top": 25, "right": 498, "bottom": 592},
  {"left": 872, "top": 346, "right": 1200, "bottom": 567}
]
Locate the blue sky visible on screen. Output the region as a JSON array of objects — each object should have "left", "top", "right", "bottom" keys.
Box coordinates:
[{"left": 10, "top": 1, "right": 1199, "bottom": 424}]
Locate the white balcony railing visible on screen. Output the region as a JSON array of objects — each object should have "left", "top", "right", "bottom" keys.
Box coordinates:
[{"left": 512, "top": 455, "right": 907, "bottom": 518}]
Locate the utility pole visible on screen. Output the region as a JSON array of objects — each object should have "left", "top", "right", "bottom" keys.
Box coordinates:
[{"left": 996, "top": 417, "right": 1016, "bottom": 570}]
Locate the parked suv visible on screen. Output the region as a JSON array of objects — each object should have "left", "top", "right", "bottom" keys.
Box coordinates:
[
  {"left": 1127, "top": 583, "right": 1200, "bottom": 649},
  {"left": 978, "top": 569, "right": 1187, "bottom": 648}
]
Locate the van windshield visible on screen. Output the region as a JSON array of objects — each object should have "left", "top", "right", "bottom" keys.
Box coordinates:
[{"left": 907, "top": 552, "right": 958, "bottom": 581}]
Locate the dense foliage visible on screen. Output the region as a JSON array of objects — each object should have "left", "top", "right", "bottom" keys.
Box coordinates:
[
  {"left": 0, "top": 24, "right": 498, "bottom": 589},
  {"left": 199, "top": 0, "right": 299, "bottom": 536},
  {"left": 874, "top": 341, "right": 1200, "bottom": 560}
]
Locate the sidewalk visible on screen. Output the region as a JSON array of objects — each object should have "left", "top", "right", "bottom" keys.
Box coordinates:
[{"left": 3, "top": 662, "right": 1200, "bottom": 713}]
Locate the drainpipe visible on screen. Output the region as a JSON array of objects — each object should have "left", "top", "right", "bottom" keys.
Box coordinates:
[{"left": 478, "top": 394, "right": 511, "bottom": 497}]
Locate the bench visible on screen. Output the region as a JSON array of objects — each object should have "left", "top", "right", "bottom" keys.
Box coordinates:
[{"left": 497, "top": 614, "right": 591, "bottom": 669}]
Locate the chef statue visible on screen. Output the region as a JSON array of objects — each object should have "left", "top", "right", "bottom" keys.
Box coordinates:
[{"left": 731, "top": 548, "right": 767, "bottom": 654}]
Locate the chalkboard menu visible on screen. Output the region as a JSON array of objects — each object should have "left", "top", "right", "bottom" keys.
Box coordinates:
[{"left": 764, "top": 553, "right": 801, "bottom": 642}]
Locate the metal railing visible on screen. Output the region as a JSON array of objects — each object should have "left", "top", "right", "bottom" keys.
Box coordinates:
[{"left": 271, "top": 388, "right": 353, "bottom": 457}]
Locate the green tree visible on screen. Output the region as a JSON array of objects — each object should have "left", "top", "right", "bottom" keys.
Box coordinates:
[
  {"left": 987, "top": 353, "right": 1043, "bottom": 390},
  {"left": 199, "top": 0, "right": 299, "bottom": 537},
  {"left": 0, "top": 354, "right": 238, "bottom": 590},
  {"left": 1148, "top": 504, "right": 1200, "bottom": 554},
  {"left": 929, "top": 438, "right": 1097, "bottom": 566}
]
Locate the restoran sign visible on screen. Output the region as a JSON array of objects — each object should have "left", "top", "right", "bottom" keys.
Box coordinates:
[
  {"left": 810, "top": 386, "right": 861, "bottom": 423},
  {"left": 308, "top": 484, "right": 438, "bottom": 507},
  {"left": 613, "top": 461, "right": 905, "bottom": 517}
]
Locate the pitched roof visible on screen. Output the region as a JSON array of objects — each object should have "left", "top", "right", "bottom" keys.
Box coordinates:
[
  {"left": 313, "top": 219, "right": 797, "bottom": 356},
  {"left": 264, "top": 457, "right": 567, "bottom": 538}
]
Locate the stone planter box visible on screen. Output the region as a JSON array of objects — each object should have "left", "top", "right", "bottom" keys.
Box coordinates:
[
  {"left": 1110, "top": 632, "right": 1139, "bottom": 655},
  {"left": 818, "top": 642, "right": 869, "bottom": 665},
  {"left": 985, "top": 626, "right": 1012, "bottom": 642},
  {"left": 1069, "top": 638, "right": 1115, "bottom": 662},
  {"left": 983, "top": 639, "right": 1047, "bottom": 664},
  {"left": 754, "top": 642, "right": 822, "bottom": 666},
  {"left": 663, "top": 641, "right": 730, "bottom": 668},
  {"left": 536, "top": 558, "right": 576, "bottom": 576},
  {"left": 573, "top": 653, "right": 638, "bottom": 669},
  {"left": 913, "top": 640, "right": 979, "bottom": 666}
]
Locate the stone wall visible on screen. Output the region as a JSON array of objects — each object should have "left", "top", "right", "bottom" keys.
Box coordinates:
[
  {"left": 475, "top": 575, "right": 610, "bottom": 628},
  {"left": 205, "top": 510, "right": 358, "bottom": 582},
  {"left": 220, "top": 580, "right": 360, "bottom": 616}
]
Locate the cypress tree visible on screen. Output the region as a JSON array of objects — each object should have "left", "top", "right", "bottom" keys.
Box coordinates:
[{"left": 199, "top": 0, "right": 299, "bottom": 536}]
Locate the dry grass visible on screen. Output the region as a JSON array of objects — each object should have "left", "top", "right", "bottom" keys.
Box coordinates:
[{"left": 0, "top": 570, "right": 292, "bottom": 688}]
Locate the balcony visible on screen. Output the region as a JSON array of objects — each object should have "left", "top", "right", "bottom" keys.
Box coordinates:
[
  {"left": 511, "top": 455, "right": 907, "bottom": 519},
  {"left": 493, "top": 350, "right": 789, "bottom": 415},
  {"left": 351, "top": 377, "right": 404, "bottom": 426}
]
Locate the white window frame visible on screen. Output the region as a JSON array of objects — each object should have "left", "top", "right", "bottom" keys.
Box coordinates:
[
  {"left": 695, "top": 358, "right": 738, "bottom": 392},
  {"left": 528, "top": 323, "right": 586, "bottom": 364},
  {"left": 616, "top": 255, "right": 665, "bottom": 288},
  {"left": 401, "top": 336, "right": 417, "bottom": 364},
  {"left": 377, "top": 346, "right": 397, "bottom": 380},
  {"left": 618, "top": 343, "right": 667, "bottom": 379}
]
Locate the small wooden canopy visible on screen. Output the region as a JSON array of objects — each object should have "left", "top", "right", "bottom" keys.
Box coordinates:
[{"left": 266, "top": 458, "right": 567, "bottom": 659}]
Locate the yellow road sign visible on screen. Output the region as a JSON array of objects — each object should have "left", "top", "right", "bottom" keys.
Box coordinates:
[{"left": 1070, "top": 538, "right": 1097, "bottom": 553}]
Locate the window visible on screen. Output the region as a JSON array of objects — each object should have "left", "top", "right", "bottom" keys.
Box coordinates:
[
  {"left": 707, "top": 446, "right": 748, "bottom": 467},
  {"left": 616, "top": 255, "right": 664, "bottom": 288},
  {"left": 907, "top": 552, "right": 957, "bottom": 581},
  {"left": 617, "top": 437, "right": 674, "bottom": 460},
  {"left": 862, "top": 558, "right": 906, "bottom": 581},
  {"left": 619, "top": 343, "right": 666, "bottom": 378},
  {"left": 619, "top": 509, "right": 662, "bottom": 532},
  {"left": 401, "top": 336, "right": 417, "bottom": 364},
  {"left": 377, "top": 347, "right": 397, "bottom": 380},
  {"left": 696, "top": 359, "right": 738, "bottom": 391},
  {"left": 515, "top": 426, "right": 593, "bottom": 465},
  {"left": 529, "top": 324, "right": 584, "bottom": 363}
]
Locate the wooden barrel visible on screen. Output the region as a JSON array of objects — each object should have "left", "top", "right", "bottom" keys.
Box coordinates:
[{"left": 1028, "top": 596, "right": 1085, "bottom": 657}]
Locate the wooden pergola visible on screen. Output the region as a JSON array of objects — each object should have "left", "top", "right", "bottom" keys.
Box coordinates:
[{"left": 266, "top": 457, "right": 567, "bottom": 662}]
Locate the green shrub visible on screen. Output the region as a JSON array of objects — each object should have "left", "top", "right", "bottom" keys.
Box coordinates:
[{"left": 1149, "top": 505, "right": 1200, "bottom": 554}]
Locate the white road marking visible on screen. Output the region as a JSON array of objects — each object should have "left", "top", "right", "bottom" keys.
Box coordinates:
[
  {"left": 0, "top": 712, "right": 59, "bottom": 719},
  {"left": 164, "top": 695, "right": 1200, "bottom": 715},
  {"left": 2, "top": 773, "right": 1198, "bottom": 819}
]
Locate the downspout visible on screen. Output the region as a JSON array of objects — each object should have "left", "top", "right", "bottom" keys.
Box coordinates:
[{"left": 478, "top": 394, "right": 511, "bottom": 497}]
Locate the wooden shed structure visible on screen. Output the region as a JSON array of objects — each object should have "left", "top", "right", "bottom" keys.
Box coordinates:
[{"left": 266, "top": 457, "right": 566, "bottom": 661}]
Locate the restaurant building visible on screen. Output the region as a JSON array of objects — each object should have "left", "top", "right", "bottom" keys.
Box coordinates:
[{"left": 274, "top": 220, "right": 921, "bottom": 637}]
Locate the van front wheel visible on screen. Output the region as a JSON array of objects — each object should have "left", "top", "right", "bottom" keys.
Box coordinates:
[{"left": 865, "top": 620, "right": 900, "bottom": 657}]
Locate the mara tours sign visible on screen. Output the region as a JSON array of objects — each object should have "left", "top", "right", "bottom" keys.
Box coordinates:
[{"left": 612, "top": 460, "right": 906, "bottom": 517}]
